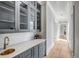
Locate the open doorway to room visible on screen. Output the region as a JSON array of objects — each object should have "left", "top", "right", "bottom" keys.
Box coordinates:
[{"left": 59, "top": 23, "right": 67, "bottom": 40}]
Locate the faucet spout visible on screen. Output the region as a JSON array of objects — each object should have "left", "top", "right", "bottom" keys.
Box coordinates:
[{"left": 4, "top": 36, "right": 9, "bottom": 49}]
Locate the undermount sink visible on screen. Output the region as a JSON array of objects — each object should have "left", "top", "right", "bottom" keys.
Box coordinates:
[{"left": 0, "top": 48, "right": 15, "bottom": 55}]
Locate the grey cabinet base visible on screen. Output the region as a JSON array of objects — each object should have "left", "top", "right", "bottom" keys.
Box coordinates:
[{"left": 13, "top": 41, "right": 46, "bottom": 58}]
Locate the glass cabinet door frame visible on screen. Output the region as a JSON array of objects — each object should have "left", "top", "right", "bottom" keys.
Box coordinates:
[{"left": 16, "top": 1, "right": 30, "bottom": 32}]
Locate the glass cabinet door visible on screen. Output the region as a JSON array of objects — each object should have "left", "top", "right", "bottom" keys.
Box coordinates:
[
  {"left": 30, "top": 7, "right": 36, "bottom": 31},
  {"left": 0, "top": 1, "right": 15, "bottom": 30},
  {"left": 20, "top": 2, "right": 28, "bottom": 30}
]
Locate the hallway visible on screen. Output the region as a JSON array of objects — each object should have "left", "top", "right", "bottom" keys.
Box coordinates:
[{"left": 46, "top": 38, "right": 72, "bottom": 58}]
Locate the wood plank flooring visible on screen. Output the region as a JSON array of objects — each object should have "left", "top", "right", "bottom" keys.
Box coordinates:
[{"left": 46, "top": 39, "right": 72, "bottom": 58}]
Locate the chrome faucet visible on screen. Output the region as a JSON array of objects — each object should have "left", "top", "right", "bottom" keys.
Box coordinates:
[{"left": 4, "top": 36, "right": 9, "bottom": 49}]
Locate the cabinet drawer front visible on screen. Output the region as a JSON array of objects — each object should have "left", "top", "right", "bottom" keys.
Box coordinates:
[{"left": 14, "top": 49, "right": 32, "bottom": 58}]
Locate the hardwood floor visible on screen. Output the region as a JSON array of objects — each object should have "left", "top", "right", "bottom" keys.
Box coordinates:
[{"left": 46, "top": 38, "right": 72, "bottom": 58}]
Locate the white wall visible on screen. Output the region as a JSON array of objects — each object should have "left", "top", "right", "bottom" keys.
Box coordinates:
[
  {"left": 68, "top": 14, "right": 73, "bottom": 52},
  {"left": 0, "top": 32, "right": 34, "bottom": 50},
  {"left": 56, "top": 23, "right": 60, "bottom": 39},
  {"left": 54, "top": 22, "right": 58, "bottom": 40},
  {"left": 46, "top": 2, "right": 56, "bottom": 55}
]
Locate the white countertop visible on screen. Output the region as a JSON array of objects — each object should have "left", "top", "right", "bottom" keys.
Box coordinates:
[{"left": 0, "top": 39, "right": 45, "bottom": 58}]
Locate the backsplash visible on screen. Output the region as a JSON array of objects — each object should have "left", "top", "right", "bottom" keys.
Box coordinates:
[{"left": 0, "top": 32, "right": 34, "bottom": 49}]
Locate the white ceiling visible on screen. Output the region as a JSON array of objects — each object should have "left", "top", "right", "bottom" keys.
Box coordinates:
[{"left": 49, "top": 1, "right": 73, "bottom": 23}]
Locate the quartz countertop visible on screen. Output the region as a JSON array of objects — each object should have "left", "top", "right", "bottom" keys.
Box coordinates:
[{"left": 0, "top": 39, "right": 45, "bottom": 58}]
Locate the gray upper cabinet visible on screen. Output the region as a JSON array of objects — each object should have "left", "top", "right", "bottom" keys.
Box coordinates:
[
  {"left": 20, "top": 2, "right": 28, "bottom": 31},
  {"left": 0, "top": 1, "right": 15, "bottom": 33},
  {"left": 0, "top": 1, "right": 41, "bottom": 33}
]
